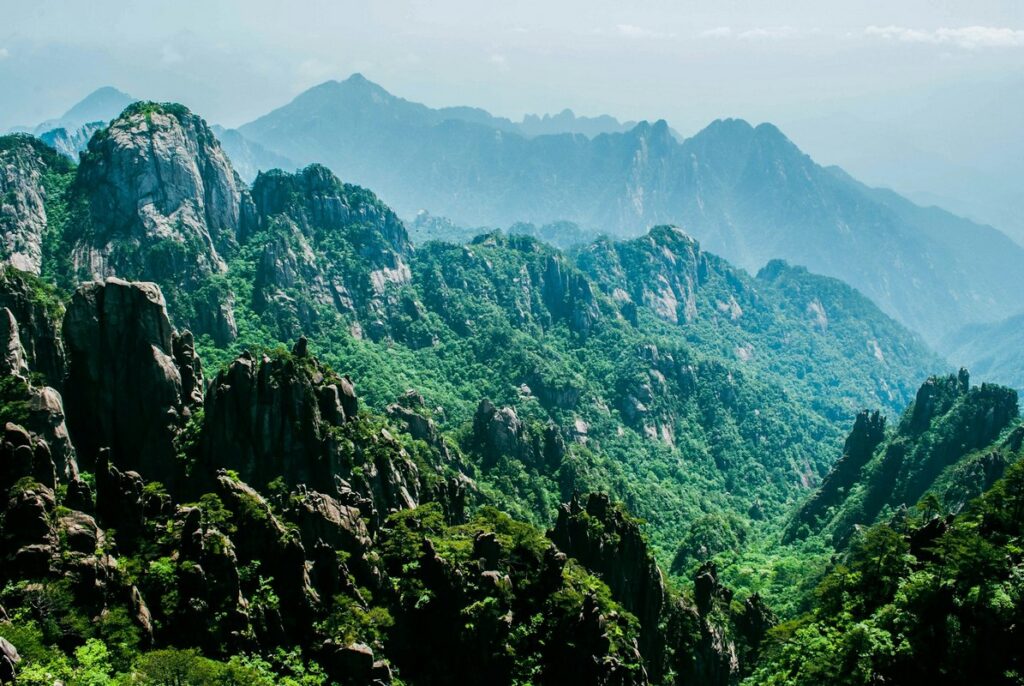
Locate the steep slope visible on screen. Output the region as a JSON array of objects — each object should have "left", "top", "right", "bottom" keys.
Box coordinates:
[
  {"left": 787, "top": 370, "right": 1020, "bottom": 544},
  {"left": 941, "top": 311, "right": 1024, "bottom": 393},
  {"left": 37, "top": 122, "right": 106, "bottom": 161},
  {"left": 63, "top": 102, "right": 253, "bottom": 344},
  {"left": 238, "top": 77, "right": 1024, "bottom": 342},
  {"left": 0, "top": 101, "right": 947, "bottom": 567},
  {"left": 0, "top": 135, "right": 76, "bottom": 275},
  {"left": 749, "top": 430, "right": 1024, "bottom": 686},
  {"left": 0, "top": 277, "right": 661, "bottom": 686}
]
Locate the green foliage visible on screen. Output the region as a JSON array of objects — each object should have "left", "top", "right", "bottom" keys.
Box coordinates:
[{"left": 747, "top": 458, "right": 1024, "bottom": 686}]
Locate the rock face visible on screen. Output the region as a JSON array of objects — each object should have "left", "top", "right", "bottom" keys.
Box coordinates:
[
  {"left": 201, "top": 345, "right": 427, "bottom": 525},
  {"left": 549, "top": 493, "right": 666, "bottom": 673},
  {"left": 68, "top": 102, "right": 251, "bottom": 343},
  {"left": 786, "top": 410, "right": 886, "bottom": 541},
  {"left": 0, "top": 308, "right": 28, "bottom": 378},
  {"left": 796, "top": 370, "right": 1021, "bottom": 543},
  {"left": 246, "top": 165, "right": 412, "bottom": 339},
  {"left": 0, "top": 268, "right": 67, "bottom": 387},
  {"left": 62, "top": 277, "right": 200, "bottom": 486},
  {"left": 0, "top": 135, "right": 74, "bottom": 275},
  {"left": 578, "top": 226, "right": 710, "bottom": 326},
  {"left": 473, "top": 399, "right": 564, "bottom": 472}
]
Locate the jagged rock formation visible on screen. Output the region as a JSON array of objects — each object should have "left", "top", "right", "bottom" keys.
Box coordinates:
[
  {"left": 62, "top": 277, "right": 202, "bottom": 486},
  {"left": 245, "top": 164, "right": 412, "bottom": 339},
  {"left": 579, "top": 227, "right": 708, "bottom": 325},
  {"left": 473, "top": 399, "right": 565, "bottom": 472},
  {"left": 0, "top": 277, "right": 656, "bottom": 685},
  {"left": 550, "top": 494, "right": 666, "bottom": 668},
  {"left": 794, "top": 370, "right": 1020, "bottom": 543},
  {"left": 67, "top": 102, "right": 251, "bottom": 344},
  {"left": 0, "top": 267, "right": 67, "bottom": 386},
  {"left": 549, "top": 492, "right": 763, "bottom": 685},
  {"left": 0, "top": 135, "right": 74, "bottom": 275},
  {"left": 785, "top": 410, "right": 886, "bottom": 541},
  {"left": 0, "top": 308, "right": 28, "bottom": 379}
]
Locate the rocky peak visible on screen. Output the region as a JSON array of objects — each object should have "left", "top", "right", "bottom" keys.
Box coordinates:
[
  {"left": 0, "top": 135, "right": 75, "bottom": 275},
  {"left": 0, "top": 268, "right": 67, "bottom": 387},
  {"left": 578, "top": 225, "right": 710, "bottom": 325},
  {"left": 472, "top": 398, "right": 565, "bottom": 472},
  {"left": 67, "top": 102, "right": 252, "bottom": 342},
  {"left": 62, "top": 277, "right": 201, "bottom": 487},
  {"left": 786, "top": 410, "right": 887, "bottom": 541},
  {"left": 549, "top": 493, "right": 666, "bottom": 673},
  {"left": 246, "top": 165, "right": 412, "bottom": 339},
  {"left": 906, "top": 369, "right": 971, "bottom": 434},
  {"left": 250, "top": 165, "right": 410, "bottom": 254}
]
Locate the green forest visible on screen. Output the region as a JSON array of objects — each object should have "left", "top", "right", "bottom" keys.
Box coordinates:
[{"left": 0, "top": 101, "right": 1020, "bottom": 686}]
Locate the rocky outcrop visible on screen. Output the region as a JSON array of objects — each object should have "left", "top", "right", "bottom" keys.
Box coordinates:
[
  {"left": 539, "top": 253, "right": 601, "bottom": 335},
  {"left": 579, "top": 227, "right": 712, "bottom": 326},
  {"left": 62, "top": 278, "right": 201, "bottom": 486},
  {"left": 785, "top": 410, "right": 886, "bottom": 541},
  {"left": 0, "top": 268, "right": 67, "bottom": 386},
  {"left": 386, "top": 390, "right": 457, "bottom": 464},
  {"left": 0, "top": 308, "right": 28, "bottom": 378},
  {"left": 670, "top": 562, "right": 741, "bottom": 686},
  {"left": 0, "top": 135, "right": 74, "bottom": 275},
  {"left": 67, "top": 102, "right": 252, "bottom": 343},
  {"left": 473, "top": 399, "right": 565, "bottom": 472},
  {"left": 549, "top": 493, "right": 666, "bottom": 674},
  {"left": 72, "top": 102, "right": 246, "bottom": 276},
  {"left": 246, "top": 165, "right": 412, "bottom": 339},
  {"left": 0, "top": 424, "right": 59, "bottom": 577},
  {"left": 797, "top": 371, "right": 1020, "bottom": 544},
  {"left": 201, "top": 343, "right": 429, "bottom": 526}
]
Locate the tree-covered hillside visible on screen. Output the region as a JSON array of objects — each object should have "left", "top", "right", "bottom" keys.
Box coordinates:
[
  {"left": 235, "top": 75, "right": 1024, "bottom": 343},
  {"left": 1, "top": 102, "right": 946, "bottom": 565},
  {"left": 3, "top": 101, "right": 1018, "bottom": 685}
]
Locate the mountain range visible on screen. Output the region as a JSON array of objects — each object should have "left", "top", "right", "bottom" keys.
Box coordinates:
[
  {"left": 232, "top": 74, "right": 1024, "bottom": 345},
  {"left": 0, "top": 96, "right": 1020, "bottom": 685}
]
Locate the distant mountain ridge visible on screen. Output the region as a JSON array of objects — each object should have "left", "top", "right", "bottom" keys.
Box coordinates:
[
  {"left": 31, "top": 86, "right": 136, "bottom": 135},
  {"left": 236, "top": 75, "right": 1024, "bottom": 344}
]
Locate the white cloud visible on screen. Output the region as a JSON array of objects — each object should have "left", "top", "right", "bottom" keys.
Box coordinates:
[
  {"left": 700, "top": 26, "right": 802, "bottom": 40},
  {"left": 616, "top": 24, "right": 673, "bottom": 39},
  {"left": 0, "top": 48, "right": 9, "bottom": 59},
  {"left": 700, "top": 27, "right": 732, "bottom": 38},
  {"left": 865, "top": 25, "right": 1024, "bottom": 49},
  {"left": 738, "top": 26, "right": 800, "bottom": 40}
]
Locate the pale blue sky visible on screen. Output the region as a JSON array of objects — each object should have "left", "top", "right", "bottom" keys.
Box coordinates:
[{"left": 2, "top": 0, "right": 1023, "bottom": 235}]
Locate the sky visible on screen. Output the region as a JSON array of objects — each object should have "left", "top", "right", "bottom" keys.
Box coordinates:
[{"left": 2, "top": 0, "right": 1023, "bottom": 236}]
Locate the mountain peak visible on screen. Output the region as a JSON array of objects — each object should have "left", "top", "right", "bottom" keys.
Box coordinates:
[
  {"left": 63, "top": 86, "right": 134, "bottom": 120},
  {"left": 34, "top": 86, "right": 135, "bottom": 135}
]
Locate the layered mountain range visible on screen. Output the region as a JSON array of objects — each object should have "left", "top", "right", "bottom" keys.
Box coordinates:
[
  {"left": 231, "top": 74, "right": 1024, "bottom": 344},
  {"left": 1, "top": 97, "right": 1021, "bottom": 684}
]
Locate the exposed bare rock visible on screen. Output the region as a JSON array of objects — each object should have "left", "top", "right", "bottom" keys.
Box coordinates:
[
  {"left": 0, "top": 267, "right": 67, "bottom": 387},
  {"left": 0, "top": 308, "right": 28, "bottom": 378},
  {"left": 0, "top": 135, "right": 72, "bottom": 275},
  {"left": 67, "top": 102, "right": 252, "bottom": 343},
  {"left": 63, "top": 278, "right": 198, "bottom": 485}
]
